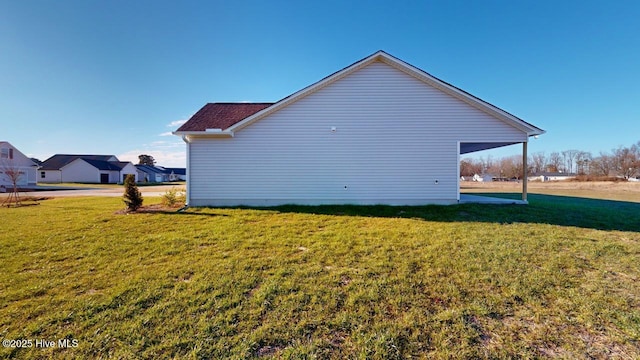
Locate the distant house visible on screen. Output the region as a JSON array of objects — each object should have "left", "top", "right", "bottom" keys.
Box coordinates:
[
  {"left": 135, "top": 165, "right": 187, "bottom": 183},
  {"left": 473, "top": 174, "right": 495, "bottom": 182},
  {"left": 38, "top": 155, "right": 137, "bottom": 183},
  {"left": 136, "top": 165, "right": 169, "bottom": 183},
  {"left": 532, "top": 172, "right": 576, "bottom": 182},
  {"left": 0, "top": 141, "right": 38, "bottom": 187},
  {"left": 165, "top": 168, "right": 186, "bottom": 181}
]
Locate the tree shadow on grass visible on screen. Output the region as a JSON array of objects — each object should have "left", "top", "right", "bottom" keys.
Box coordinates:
[{"left": 256, "top": 193, "right": 640, "bottom": 233}]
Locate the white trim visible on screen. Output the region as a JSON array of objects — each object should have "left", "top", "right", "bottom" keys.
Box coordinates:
[
  {"left": 188, "top": 198, "right": 460, "bottom": 207},
  {"left": 457, "top": 141, "right": 461, "bottom": 202},
  {"left": 173, "top": 131, "right": 234, "bottom": 138},
  {"left": 185, "top": 139, "right": 191, "bottom": 206}
]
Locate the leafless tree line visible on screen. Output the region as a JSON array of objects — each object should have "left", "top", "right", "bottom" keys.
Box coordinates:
[{"left": 461, "top": 140, "right": 640, "bottom": 179}]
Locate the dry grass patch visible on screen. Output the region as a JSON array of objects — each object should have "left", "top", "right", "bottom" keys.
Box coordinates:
[{"left": 463, "top": 180, "right": 640, "bottom": 202}]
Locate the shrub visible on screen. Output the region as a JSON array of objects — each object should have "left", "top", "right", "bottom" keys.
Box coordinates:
[
  {"left": 161, "top": 187, "right": 186, "bottom": 208},
  {"left": 123, "top": 174, "right": 143, "bottom": 211},
  {"left": 569, "top": 175, "right": 627, "bottom": 182}
]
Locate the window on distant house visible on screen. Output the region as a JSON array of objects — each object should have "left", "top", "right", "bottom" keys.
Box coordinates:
[
  {"left": 0, "top": 148, "right": 8, "bottom": 159},
  {"left": 41, "top": 171, "right": 46, "bottom": 179}
]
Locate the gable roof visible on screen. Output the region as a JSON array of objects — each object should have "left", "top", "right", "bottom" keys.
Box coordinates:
[
  {"left": 0, "top": 141, "right": 38, "bottom": 167},
  {"left": 135, "top": 164, "right": 170, "bottom": 174},
  {"left": 176, "top": 103, "right": 274, "bottom": 132},
  {"left": 174, "top": 51, "right": 544, "bottom": 137},
  {"left": 40, "top": 154, "right": 118, "bottom": 171},
  {"left": 77, "top": 159, "right": 129, "bottom": 171},
  {"left": 164, "top": 167, "right": 186, "bottom": 175}
]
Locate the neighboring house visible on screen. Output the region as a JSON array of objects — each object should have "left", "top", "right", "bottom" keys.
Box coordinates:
[
  {"left": 165, "top": 168, "right": 186, "bottom": 181},
  {"left": 38, "top": 154, "right": 137, "bottom": 183},
  {"left": 472, "top": 174, "right": 495, "bottom": 182},
  {"left": 0, "top": 141, "right": 38, "bottom": 187},
  {"left": 136, "top": 165, "right": 169, "bottom": 183},
  {"left": 174, "top": 51, "right": 545, "bottom": 206},
  {"left": 135, "top": 165, "right": 186, "bottom": 182},
  {"left": 532, "top": 172, "right": 576, "bottom": 182}
]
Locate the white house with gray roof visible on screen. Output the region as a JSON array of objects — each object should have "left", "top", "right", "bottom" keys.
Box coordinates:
[{"left": 38, "top": 154, "right": 137, "bottom": 184}]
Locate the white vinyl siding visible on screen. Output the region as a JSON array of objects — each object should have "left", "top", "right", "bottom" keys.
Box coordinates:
[
  {"left": 61, "top": 160, "right": 101, "bottom": 183},
  {"left": 119, "top": 163, "right": 138, "bottom": 183},
  {"left": 188, "top": 61, "right": 527, "bottom": 206},
  {"left": 39, "top": 170, "right": 62, "bottom": 183},
  {"left": 0, "top": 142, "right": 37, "bottom": 186}
]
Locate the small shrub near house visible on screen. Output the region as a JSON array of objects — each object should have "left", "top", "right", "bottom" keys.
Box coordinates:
[
  {"left": 123, "top": 174, "right": 143, "bottom": 211},
  {"left": 161, "top": 187, "right": 186, "bottom": 208}
]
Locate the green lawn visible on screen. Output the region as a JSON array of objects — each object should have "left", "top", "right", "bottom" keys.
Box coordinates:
[{"left": 1, "top": 196, "right": 639, "bottom": 359}]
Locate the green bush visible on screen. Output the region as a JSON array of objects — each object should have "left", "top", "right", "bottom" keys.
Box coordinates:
[
  {"left": 123, "top": 174, "right": 143, "bottom": 211},
  {"left": 161, "top": 187, "right": 186, "bottom": 207}
]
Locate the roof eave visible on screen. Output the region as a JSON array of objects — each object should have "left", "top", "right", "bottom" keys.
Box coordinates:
[{"left": 173, "top": 131, "right": 235, "bottom": 144}]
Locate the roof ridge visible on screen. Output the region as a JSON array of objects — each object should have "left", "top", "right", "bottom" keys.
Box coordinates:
[{"left": 208, "top": 102, "right": 275, "bottom": 104}]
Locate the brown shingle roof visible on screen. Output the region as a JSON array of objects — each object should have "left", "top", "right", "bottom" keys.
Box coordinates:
[{"left": 177, "top": 103, "right": 274, "bottom": 132}]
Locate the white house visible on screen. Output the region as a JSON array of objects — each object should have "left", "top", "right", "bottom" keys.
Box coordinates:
[
  {"left": 165, "top": 168, "right": 187, "bottom": 181},
  {"left": 472, "top": 174, "right": 495, "bottom": 182},
  {"left": 0, "top": 141, "right": 38, "bottom": 187},
  {"left": 532, "top": 172, "right": 576, "bottom": 182},
  {"left": 39, "top": 154, "right": 137, "bottom": 184},
  {"left": 174, "top": 51, "right": 545, "bottom": 206},
  {"left": 136, "top": 165, "right": 170, "bottom": 183}
]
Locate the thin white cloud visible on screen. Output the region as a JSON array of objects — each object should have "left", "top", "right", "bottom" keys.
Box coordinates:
[
  {"left": 119, "top": 139, "right": 186, "bottom": 167},
  {"left": 118, "top": 149, "right": 186, "bottom": 168},
  {"left": 167, "top": 119, "right": 187, "bottom": 127},
  {"left": 159, "top": 132, "right": 173, "bottom": 137},
  {"left": 150, "top": 140, "right": 183, "bottom": 148}
]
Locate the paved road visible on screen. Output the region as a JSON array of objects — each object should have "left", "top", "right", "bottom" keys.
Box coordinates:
[{"left": 0, "top": 185, "right": 183, "bottom": 198}]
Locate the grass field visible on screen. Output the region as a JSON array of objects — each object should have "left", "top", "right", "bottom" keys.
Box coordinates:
[{"left": 1, "top": 186, "right": 639, "bottom": 358}]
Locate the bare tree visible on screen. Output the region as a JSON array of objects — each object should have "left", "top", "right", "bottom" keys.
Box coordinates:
[
  {"left": 548, "top": 152, "right": 563, "bottom": 172},
  {"left": 530, "top": 152, "right": 546, "bottom": 174},
  {"left": 460, "top": 158, "right": 483, "bottom": 177},
  {"left": 499, "top": 155, "right": 523, "bottom": 179},
  {"left": 479, "top": 155, "right": 494, "bottom": 174},
  {"left": 575, "top": 151, "right": 593, "bottom": 175},
  {"left": 561, "top": 149, "right": 580, "bottom": 174},
  {"left": 612, "top": 144, "right": 640, "bottom": 179},
  {"left": 1, "top": 160, "right": 23, "bottom": 207}
]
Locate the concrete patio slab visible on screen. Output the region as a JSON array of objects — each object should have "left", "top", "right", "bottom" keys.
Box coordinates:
[{"left": 459, "top": 194, "right": 528, "bottom": 205}]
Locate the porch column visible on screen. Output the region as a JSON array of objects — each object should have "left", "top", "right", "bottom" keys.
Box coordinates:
[{"left": 522, "top": 141, "right": 528, "bottom": 201}]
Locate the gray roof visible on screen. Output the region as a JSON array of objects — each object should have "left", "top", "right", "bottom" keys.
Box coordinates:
[
  {"left": 82, "top": 159, "right": 128, "bottom": 171},
  {"left": 40, "top": 154, "right": 118, "bottom": 171},
  {"left": 165, "top": 167, "right": 186, "bottom": 175},
  {"left": 136, "top": 164, "right": 169, "bottom": 174}
]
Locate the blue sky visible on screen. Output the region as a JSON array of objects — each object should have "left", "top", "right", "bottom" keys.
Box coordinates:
[{"left": 1, "top": 0, "right": 638, "bottom": 166}]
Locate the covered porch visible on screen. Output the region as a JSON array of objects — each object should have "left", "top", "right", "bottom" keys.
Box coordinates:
[{"left": 459, "top": 141, "right": 531, "bottom": 204}]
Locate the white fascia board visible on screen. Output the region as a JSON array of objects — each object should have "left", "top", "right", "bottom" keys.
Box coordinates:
[{"left": 172, "top": 131, "right": 234, "bottom": 138}]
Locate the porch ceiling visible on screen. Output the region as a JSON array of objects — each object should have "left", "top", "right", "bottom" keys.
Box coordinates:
[{"left": 460, "top": 142, "right": 519, "bottom": 155}]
